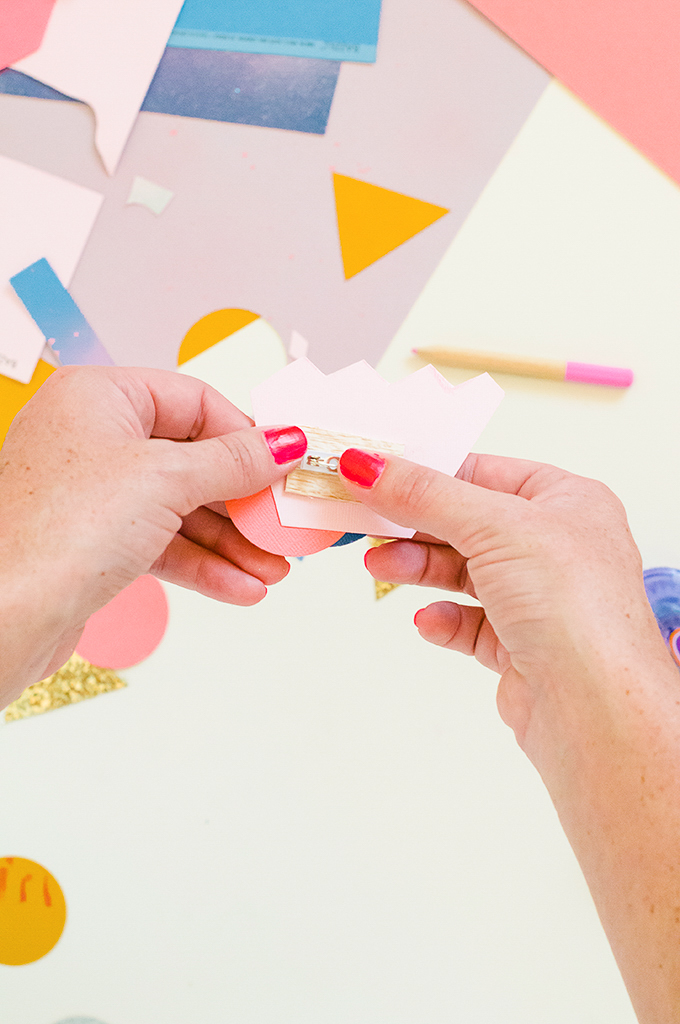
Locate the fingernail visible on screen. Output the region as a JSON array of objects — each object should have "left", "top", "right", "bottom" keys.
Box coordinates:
[
  {"left": 263, "top": 426, "right": 307, "bottom": 465},
  {"left": 414, "top": 609, "right": 425, "bottom": 628},
  {"left": 339, "top": 448, "right": 386, "bottom": 488}
]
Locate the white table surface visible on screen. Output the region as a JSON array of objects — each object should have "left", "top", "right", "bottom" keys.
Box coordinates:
[{"left": 3, "top": 60, "right": 679, "bottom": 1024}]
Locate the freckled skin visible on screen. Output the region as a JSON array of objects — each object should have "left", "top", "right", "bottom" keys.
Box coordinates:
[
  {"left": 345, "top": 450, "right": 680, "bottom": 1023},
  {"left": 0, "top": 366, "right": 302, "bottom": 705}
]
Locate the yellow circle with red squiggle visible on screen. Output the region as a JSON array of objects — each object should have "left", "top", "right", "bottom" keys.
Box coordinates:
[{"left": 0, "top": 857, "right": 66, "bottom": 965}]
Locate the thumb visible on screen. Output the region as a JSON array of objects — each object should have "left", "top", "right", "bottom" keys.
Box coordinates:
[
  {"left": 337, "top": 448, "right": 518, "bottom": 556},
  {"left": 155, "top": 424, "right": 308, "bottom": 512}
]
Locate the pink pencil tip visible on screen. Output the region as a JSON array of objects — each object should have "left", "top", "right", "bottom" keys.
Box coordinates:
[{"left": 565, "top": 361, "right": 633, "bottom": 388}]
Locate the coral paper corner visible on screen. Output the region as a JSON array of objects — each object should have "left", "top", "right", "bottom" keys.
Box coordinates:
[
  {"left": 466, "top": 0, "right": 680, "bottom": 186},
  {"left": 250, "top": 359, "right": 504, "bottom": 537},
  {"left": 0, "top": 0, "right": 56, "bottom": 70}
]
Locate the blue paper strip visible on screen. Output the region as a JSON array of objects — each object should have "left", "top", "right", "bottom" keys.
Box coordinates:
[
  {"left": 168, "top": 0, "right": 382, "bottom": 63},
  {"left": 10, "top": 259, "right": 114, "bottom": 367},
  {"left": 0, "top": 48, "right": 341, "bottom": 135},
  {"left": 143, "top": 48, "right": 340, "bottom": 134}
]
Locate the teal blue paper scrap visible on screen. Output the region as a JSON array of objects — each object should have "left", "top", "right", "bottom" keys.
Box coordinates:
[{"left": 168, "top": 0, "right": 383, "bottom": 63}]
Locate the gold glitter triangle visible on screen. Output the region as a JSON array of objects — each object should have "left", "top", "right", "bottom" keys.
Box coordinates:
[
  {"left": 368, "top": 537, "right": 401, "bottom": 601},
  {"left": 5, "top": 653, "right": 126, "bottom": 723},
  {"left": 375, "top": 579, "right": 400, "bottom": 600}
]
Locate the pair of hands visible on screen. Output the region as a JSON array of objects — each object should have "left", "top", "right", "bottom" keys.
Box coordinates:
[
  {"left": 6, "top": 366, "right": 680, "bottom": 1019},
  {"left": 0, "top": 366, "right": 665, "bottom": 750}
]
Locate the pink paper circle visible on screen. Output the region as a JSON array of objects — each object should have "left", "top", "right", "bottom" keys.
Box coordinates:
[
  {"left": 76, "top": 575, "right": 169, "bottom": 669},
  {"left": 226, "top": 487, "right": 342, "bottom": 556}
]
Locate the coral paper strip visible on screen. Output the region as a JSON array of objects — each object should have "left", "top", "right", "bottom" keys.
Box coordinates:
[
  {"left": 334, "top": 174, "right": 449, "bottom": 279},
  {"left": 13, "top": 0, "right": 185, "bottom": 175},
  {"left": 0, "top": 154, "right": 103, "bottom": 384},
  {"left": 0, "top": 0, "right": 56, "bottom": 70},
  {"left": 10, "top": 258, "right": 114, "bottom": 367},
  {"left": 466, "top": 0, "right": 680, "bottom": 186}
]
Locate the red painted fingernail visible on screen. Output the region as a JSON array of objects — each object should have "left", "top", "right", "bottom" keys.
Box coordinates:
[
  {"left": 414, "top": 608, "right": 425, "bottom": 628},
  {"left": 339, "top": 448, "right": 386, "bottom": 488},
  {"left": 263, "top": 426, "right": 307, "bottom": 465}
]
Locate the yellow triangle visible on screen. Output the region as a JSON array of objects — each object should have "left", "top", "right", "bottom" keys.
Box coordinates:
[
  {"left": 333, "top": 174, "right": 449, "bottom": 279},
  {"left": 4, "top": 653, "right": 126, "bottom": 723},
  {"left": 0, "top": 359, "right": 55, "bottom": 449},
  {"left": 177, "top": 308, "right": 260, "bottom": 365}
]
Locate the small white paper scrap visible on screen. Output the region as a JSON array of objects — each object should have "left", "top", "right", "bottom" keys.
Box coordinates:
[
  {"left": 127, "top": 176, "right": 174, "bottom": 215},
  {"left": 288, "top": 329, "right": 309, "bottom": 360}
]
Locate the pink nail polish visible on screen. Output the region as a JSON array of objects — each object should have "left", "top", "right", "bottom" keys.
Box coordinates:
[
  {"left": 263, "top": 426, "right": 307, "bottom": 465},
  {"left": 339, "top": 448, "right": 386, "bottom": 488}
]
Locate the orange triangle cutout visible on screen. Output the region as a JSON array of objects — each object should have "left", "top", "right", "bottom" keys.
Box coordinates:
[{"left": 333, "top": 174, "right": 449, "bottom": 279}]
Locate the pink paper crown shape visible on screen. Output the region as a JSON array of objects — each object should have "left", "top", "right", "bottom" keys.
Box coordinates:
[{"left": 226, "top": 358, "right": 504, "bottom": 556}]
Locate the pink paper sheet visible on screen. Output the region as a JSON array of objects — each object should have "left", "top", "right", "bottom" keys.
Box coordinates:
[
  {"left": 14, "top": 0, "right": 185, "bottom": 175},
  {"left": 246, "top": 359, "right": 504, "bottom": 538},
  {"left": 467, "top": 0, "right": 680, "bottom": 185},
  {"left": 0, "top": 0, "right": 56, "bottom": 70}
]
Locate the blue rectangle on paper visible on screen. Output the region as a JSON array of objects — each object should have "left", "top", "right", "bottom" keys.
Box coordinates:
[
  {"left": 142, "top": 48, "right": 339, "bottom": 134},
  {"left": 168, "top": 0, "right": 382, "bottom": 62},
  {"left": 0, "top": 48, "right": 340, "bottom": 135},
  {"left": 10, "top": 258, "right": 113, "bottom": 367}
]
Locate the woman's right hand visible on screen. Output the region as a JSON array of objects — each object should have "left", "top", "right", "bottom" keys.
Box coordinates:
[{"left": 337, "top": 449, "right": 671, "bottom": 757}]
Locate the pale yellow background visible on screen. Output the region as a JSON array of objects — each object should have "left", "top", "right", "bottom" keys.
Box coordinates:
[{"left": 4, "top": 80, "right": 680, "bottom": 1022}]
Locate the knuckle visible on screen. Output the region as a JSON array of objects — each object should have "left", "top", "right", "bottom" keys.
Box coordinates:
[
  {"left": 390, "top": 463, "right": 442, "bottom": 518},
  {"left": 219, "top": 432, "right": 260, "bottom": 490}
]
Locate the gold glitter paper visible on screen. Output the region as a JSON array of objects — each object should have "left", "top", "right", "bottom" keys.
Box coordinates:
[
  {"left": 374, "top": 579, "right": 400, "bottom": 600},
  {"left": 368, "top": 538, "right": 401, "bottom": 601},
  {"left": 4, "top": 653, "right": 126, "bottom": 723}
]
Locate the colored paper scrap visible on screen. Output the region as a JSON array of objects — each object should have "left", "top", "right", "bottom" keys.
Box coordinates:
[
  {"left": 127, "top": 176, "right": 174, "bottom": 215},
  {"left": 369, "top": 538, "right": 400, "bottom": 599},
  {"left": 226, "top": 485, "right": 343, "bottom": 557},
  {"left": 12, "top": 0, "right": 185, "bottom": 175},
  {"left": 0, "top": 359, "right": 54, "bottom": 449},
  {"left": 289, "top": 330, "right": 309, "bottom": 360},
  {"left": 334, "top": 174, "right": 449, "bottom": 279},
  {"left": 0, "top": 0, "right": 56, "bottom": 71},
  {"left": 375, "top": 579, "right": 399, "bottom": 600},
  {"left": 0, "top": 155, "right": 103, "bottom": 384},
  {"left": 10, "top": 259, "right": 114, "bottom": 367},
  {"left": 178, "top": 308, "right": 260, "bottom": 364},
  {"left": 230, "top": 358, "right": 504, "bottom": 550},
  {"left": 168, "top": 0, "right": 383, "bottom": 63},
  {"left": 143, "top": 48, "right": 340, "bottom": 135},
  {"left": 0, "top": 0, "right": 549, "bottom": 373},
  {"left": 4, "top": 654, "right": 127, "bottom": 723},
  {"left": 76, "top": 575, "right": 168, "bottom": 670},
  {"left": 0, "top": 857, "right": 66, "bottom": 965},
  {"left": 178, "top": 313, "right": 286, "bottom": 418},
  {"left": 1, "top": 47, "right": 341, "bottom": 137},
  {"left": 466, "top": 0, "right": 680, "bottom": 187}
]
